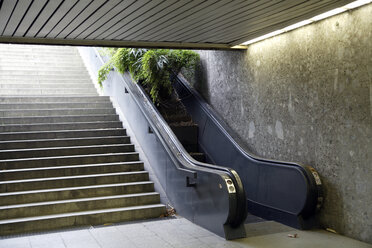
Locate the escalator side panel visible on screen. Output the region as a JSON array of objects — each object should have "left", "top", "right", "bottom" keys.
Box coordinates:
[{"left": 174, "top": 76, "right": 321, "bottom": 228}]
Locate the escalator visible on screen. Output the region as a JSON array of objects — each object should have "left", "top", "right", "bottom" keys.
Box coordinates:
[
  {"left": 172, "top": 75, "right": 323, "bottom": 229},
  {"left": 79, "top": 47, "right": 322, "bottom": 239}
]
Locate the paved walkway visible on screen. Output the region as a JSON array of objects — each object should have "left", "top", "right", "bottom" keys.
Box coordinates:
[{"left": 1, "top": 217, "right": 371, "bottom": 248}]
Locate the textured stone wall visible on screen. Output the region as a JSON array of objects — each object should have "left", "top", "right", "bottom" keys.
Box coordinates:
[{"left": 194, "top": 4, "right": 372, "bottom": 243}]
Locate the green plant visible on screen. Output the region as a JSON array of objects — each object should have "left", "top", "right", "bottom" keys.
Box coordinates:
[{"left": 97, "top": 48, "right": 199, "bottom": 104}]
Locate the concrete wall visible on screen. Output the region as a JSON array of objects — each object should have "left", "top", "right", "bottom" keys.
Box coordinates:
[{"left": 193, "top": 4, "right": 372, "bottom": 243}]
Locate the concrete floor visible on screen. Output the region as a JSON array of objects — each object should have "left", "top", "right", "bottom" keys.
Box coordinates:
[{"left": 0, "top": 217, "right": 371, "bottom": 248}]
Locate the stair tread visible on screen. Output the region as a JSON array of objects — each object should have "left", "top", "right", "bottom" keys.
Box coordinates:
[
  {"left": 0, "top": 192, "right": 159, "bottom": 210},
  {"left": 0, "top": 181, "right": 154, "bottom": 197},
  {"left": 0, "top": 204, "right": 165, "bottom": 224},
  {"left": 0, "top": 171, "right": 147, "bottom": 185},
  {"left": 0, "top": 128, "right": 125, "bottom": 136},
  {"left": 0, "top": 152, "right": 138, "bottom": 163},
  {"left": 0, "top": 143, "right": 132, "bottom": 154},
  {"left": 0, "top": 136, "right": 128, "bottom": 145},
  {"left": 0, "top": 121, "right": 121, "bottom": 127},
  {"left": 0, "top": 161, "right": 143, "bottom": 173}
]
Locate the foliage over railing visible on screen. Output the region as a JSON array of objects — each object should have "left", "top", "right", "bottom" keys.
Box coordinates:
[{"left": 98, "top": 48, "right": 199, "bottom": 104}]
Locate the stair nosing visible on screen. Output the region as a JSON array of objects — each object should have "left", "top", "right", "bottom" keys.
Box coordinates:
[
  {"left": 0, "top": 204, "right": 166, "bottom": 224},
  {"left": 0, "top": 171, "right": 148, "bottom": 185},
  {"left": 0, "top": 192, "right": 160, "bottom": 210},
  {"left": 0, "top": 161, "right": 143, "bottom": 173},
  {"left": 0, "top": 128, "right": 125, "bottom": 136},
  {"left": 0, "top": 152, "right": 138, "bottom": 163},
  {"left": 0, "top": 181, "right": 154, "bottom": 197},
  {"left": 0, "top": 143, "right": 134, "bottom": 154},
  {"left": 0, "top": 135, "right": 129, "bottom": 145}
]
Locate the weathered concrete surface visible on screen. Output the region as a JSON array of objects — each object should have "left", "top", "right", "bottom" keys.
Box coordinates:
[{"left": 193, "top": 4, "right": 372, "bottom": 244}]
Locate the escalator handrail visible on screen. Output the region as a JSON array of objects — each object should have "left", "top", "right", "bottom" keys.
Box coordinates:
[
  {"left": 174, "top": 74, "right": 322, "bottom": 217},
  {"left": 94, "top": 48, "right": 247, "bottom": 227}
]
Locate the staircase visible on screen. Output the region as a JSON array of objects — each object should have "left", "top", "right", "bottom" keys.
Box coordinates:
[{"left": 0, "top": 44, "right": 165, "bottom": 235}]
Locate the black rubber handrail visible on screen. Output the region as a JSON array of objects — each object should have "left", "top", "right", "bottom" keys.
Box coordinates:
[
  {"left": 91, "top": 48, "right": 247, "bottom": 236},
  {"left": 173, "top": 74, "right": 323, "bottom": 227},
  {"left": 121, "top": 72, "right": 247, "bottom": 227}
]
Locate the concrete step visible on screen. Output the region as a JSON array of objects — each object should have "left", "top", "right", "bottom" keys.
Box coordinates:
[
  {"left": 0, "top": 70, "right": 89, "bottom": 76},
  {"left": 0, "top": 121, "right": 122, "bottom": 133},
  {"left": 0, "top": 204, "right": 166, "bottom": 236},
  {"left": 0, "top": 61, "right": 85, "bottom": 66},
  {"left": 0, "top": 143, "right": 134, "bottom": 159},
  {"left": 0, "top": 171, "right": 149, "bottom": 192},
  {"left": 0, "top": 88, "right": 98, "bottom": 96},
  {"left": 0, "top": 108, "right": 115, "bottom": 117},
  {"left": 0, "top": 114, "right": 119, "bottom": 125},
  {"left": 0, "top": 136, "right": 129, "bottom": 150},
  {"left": 0, "top": 66, "right": 88, "bottom": 71},
  {"left": 0, "top": 161, "right": 144, "bottom": 180},
  {"left": 0, "top": 96, "right": 110, "bottom": 103},
  {"left": 0, "top": 128, "right": 126, "bottom": 141},
  {"left": 0, "top": 152, "right": 139, "bottom": 169},
  {"left": 0, "top": 79, "right": 93, "bottom": 85},
  {"left": 0, "top": 192, "right": 160, "bottom": 220},
  {"left": 0, "top": 102, "right": 112, "bottom": 110},
  {"left": 0, "top": 56, "right": 82, "bottom": 61},
  {"left": 0, "top": 83, "right": 95, "bottom": 89},
  {"left": 0, "top": 181, "right": 155, "bottom": 206},
  {"left": 0, "top": 74, "right": 90, "bottom": 80}
]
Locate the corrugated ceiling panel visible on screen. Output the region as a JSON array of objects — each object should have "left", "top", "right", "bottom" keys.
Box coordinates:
[
  {"left": 46, "top": 0, "right": 91, "bottom": 38},
  {"left": 2, "top": 0, "right": 32, "bottom": 36},
  {"left": 0, "top": 0, "right": 17, "bottom": 35},
  {"left": 67, "top": 0, "right": 121, "bottom": 39},
  {"left": 98, "top": 0, "right": 163, "bottom": 40},
  {"left": 0, "top": 0, "right": 358, "bottom": 49},
  {"left": 56, "top": 0, "right": 108, "bottom": 39},
  {"left": 85, "top": 0, "right": 147, "bottom": 40},
  {"left": 25, "top": 0, "right": 63, "bottom": 37},
  {"left": 125, "top": 0, "right": 205, "bottom": 41},
  {"left": 13, "top": 0, "right": 48, "bottom": 37},
  {"left": 36, "top": 0, "right": 78, "bottom": 38},
  {"left": 110, "top": 0, "right": 180, "bottom": 40}
]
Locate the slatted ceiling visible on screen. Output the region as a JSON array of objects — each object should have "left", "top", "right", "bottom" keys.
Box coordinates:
[
  {"left": 117, "top": 0, "right": 192, "bottom": 41},
  {"left": 167, "top": 0, "right": 250, "bottom": 42},
  {"left": 99, "top": 0, "right": 163, "bottom": 40},
  {"left": 145, "top": 0, "right": 225, "bottom": 41},
  {"left": 67, "top": 0, "right": 121, "bottom": 39},
  {"left": 210, "top": 0, "right": 328, "bottom": 43},
  {"left": 136, "top": 0, "right": 221, "bottom": 42},
  {"left": 84, "top": 0, "right": 144, "bottom": 40},
  {"left": 3, "top": 0, "right": 32, "bottom": 36},
  {"left": 0, "top": 0, "right": 357, "bottom": 49},
  {"left": 112, "top": 0, "right": 180, "bottom": 41},
  {"left": 36, "top": 0, "right": 78, "bottom": 38},
  {"left": 14, "top": 0, "right": 48, "bottom": 37},
  {"left": 25, "top": 0, "right": 63, "bottom": 37},
  {"left": 76, "top": 0, "right": 137, "bottom": 39},
  {"left": 0, "top": 0, "right": 17, "bottom": 35},
  {"left": 150, "top": 0, "right": 237, "bottom": 42},
  {"left": 56, "top": 0, "right": 108, "bottom": 39},
  {"left": 210, "top": 0, "right": 345, "bottom": 44},
  {"left": 46, "top": 0, "right": 92, "bottom": 38},
  {"left": 226, "top": 0, "right": 337, "bottom": 44},
  {"left": 162, "top": 0, "right": 250, "bottom": 42},
  {"left": 185, "top": 0, "right": 302, "bottom": 43},
  {"left": 125, "top": 0, "right": 205, "bottom": 41},
  {"left": 172, "top": 0, "right": 274, "bottom": 42}
]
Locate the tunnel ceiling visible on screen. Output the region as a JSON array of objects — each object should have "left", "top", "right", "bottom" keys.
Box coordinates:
[{"left": 0, "top": 0, "right": 354, "bottom": 50}]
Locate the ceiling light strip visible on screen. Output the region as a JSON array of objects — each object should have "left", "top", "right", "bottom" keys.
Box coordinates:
[{"left": 240, "top": 0, "right": 371, "bottom": 46}]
